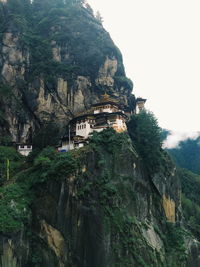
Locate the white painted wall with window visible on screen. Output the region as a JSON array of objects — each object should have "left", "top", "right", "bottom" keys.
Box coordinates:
[
  {"left": 94, "top": 105, "right": 118, "bottom": 114},
  {"left": 18, "top": 145, "right": 32, "bottom": 156},
  {"left": 76, "top": 120, "right": 92, "bottom": 138}
]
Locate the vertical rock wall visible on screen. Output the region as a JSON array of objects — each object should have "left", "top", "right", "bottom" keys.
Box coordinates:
[{"left": 0, "top": 0, "right": 134, "bottom": 143}]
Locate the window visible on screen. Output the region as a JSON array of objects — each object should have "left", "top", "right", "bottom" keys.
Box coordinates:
[{"left": 27, "top": 145, "right": 31, "bottom": 148}]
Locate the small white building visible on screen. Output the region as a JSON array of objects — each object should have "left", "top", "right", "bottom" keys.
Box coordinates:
[
  {"left": 93, "top": 103, "right": 121, "bottom": 114},
  {"left": 58, "top": 135, "right": 86, "bottom": 152},
  {"left": 136, "top": 97, "right": 147, "bottom": 114},
  {"left": 17, "top": 144, "right": 32, "bottom": 156},
  {"left": 57, "top": 141, "right": 74, "bottom": 152},
  {"left": 75, "top": 118, "right": 93, "bottom": 139}
]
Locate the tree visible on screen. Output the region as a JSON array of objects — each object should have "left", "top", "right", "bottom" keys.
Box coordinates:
[
  {"left": 95, "top": 11, "right": 103, "bottom": 24},
  {"left": 168, "top": 136, "right": 200, "bottom": 175},
  {"left": 127, "top": 110, "right": 163, "bottom": 174},
  {"left": 63, "top": 0, "right": 85, "bottom": 6},
  {"left": 32, "top": 123, "right": 60, "bottom": 150},
  {"left": 0, "top": 146, "right": 23, "bottom": 182}
]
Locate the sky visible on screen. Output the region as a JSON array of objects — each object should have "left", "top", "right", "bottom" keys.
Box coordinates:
[{"left": 87, "top": 0, "right": 200, "bottom": 146}]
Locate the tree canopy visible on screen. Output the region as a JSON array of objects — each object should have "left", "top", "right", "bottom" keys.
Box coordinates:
[
  {"left": 127, "top": 110, "right": 163, "bottom": 174},
  {"left": 168, "top": 136, "right": 200, "bottom": 175}
]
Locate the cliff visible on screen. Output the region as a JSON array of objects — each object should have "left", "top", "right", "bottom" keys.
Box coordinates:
[
  {"left": 0, "top": 0, "right": 134, "bottom": 143},
  {"left": 1, "top": 1, "right": 200, "bottom": 267},
  {"left": 0, "top": 128, "right": 199, "bottom": 267}
]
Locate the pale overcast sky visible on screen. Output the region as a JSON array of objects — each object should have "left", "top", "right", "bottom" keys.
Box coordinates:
[{"left": 87, "top": 0, "right": 200, "bottom": 134}]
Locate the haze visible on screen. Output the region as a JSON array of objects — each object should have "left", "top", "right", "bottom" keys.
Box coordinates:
[{"left": 87, "top": 0, "right": 200, "bottom": 136}]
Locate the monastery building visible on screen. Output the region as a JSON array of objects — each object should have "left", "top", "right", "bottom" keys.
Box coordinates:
[
  {"left": 16, "top": 94, "right": 147, "bottom": 155},
  {"left": 58, "top": 94, "right": 146, "bottom": 152}
]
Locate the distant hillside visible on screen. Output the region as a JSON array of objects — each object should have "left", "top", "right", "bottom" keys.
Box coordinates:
[
  {"left": 166, "top": 134, "right": 200, "bottom": 239},
  {"left": 178, "top": 168, "right": 200, "bottom": 240},
  {"left": 167, "top": 136, "right": 200, "bottom": 175}
]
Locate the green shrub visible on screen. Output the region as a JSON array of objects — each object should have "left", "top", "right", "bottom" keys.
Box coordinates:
[
  {"left": 165, "top": 223, "right": 187, "bottom": 262},
  {"left": 19, "top": 147, "right": 78, "bottom": 185},
  {"left": 0, "top": 146, "right": 23, "bottom": 181},
  {"left": 168, "top": 136, "right": 200, "bottom": 175},
  {"left": 114, "top": 76, "right": 133, "bottom": 91},
  {"left": 0, "top": 183, "right": 30, "bottom": 233},
  {"left": 127, "top": 111, "right": 164, "bottom": 175},
  {"left": 32, "top": 123, "right": 60, "bottom": 149}
]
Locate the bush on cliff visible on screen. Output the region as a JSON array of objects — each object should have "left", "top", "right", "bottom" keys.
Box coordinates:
[
  {"left": 0, "top": 146, "right": 23, "bottom": 183},
  {"left": 127, "top": 111, "right": 163, "bottom": 175}
]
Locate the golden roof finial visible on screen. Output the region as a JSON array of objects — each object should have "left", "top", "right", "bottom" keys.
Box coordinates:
[
  {"left": 101, "top": 92, "right": 110, "bottom": 101},
  {"left": 100, "top": 92, "right": 119, "bottom": 103}
]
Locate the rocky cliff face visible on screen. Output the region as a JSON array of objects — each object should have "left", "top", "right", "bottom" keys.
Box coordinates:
[
  {"left": 0, "top": 0, "right": 134, "bottom": 143},
  {"left": 1, "top": 1, "right": 200, "bottom": 267},
  {"left": 0, "top": 130, "right": 199, "bottom": 267}
]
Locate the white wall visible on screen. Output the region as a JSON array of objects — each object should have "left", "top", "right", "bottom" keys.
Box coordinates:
[
  {"left": 58, "top": 142, "right": 74, "bottom": 152},
  {"left": 76, "top": 120, "right": 92, "bottom": 138},
  {"left": 77, "top": 143, "right": 84, "bottom": 148},
  {"left": 18, "top": 145, "right": 32, "bottom": 156},
  {"left": 93, "top": 105, "right": 119, "bottom": 114},
  {"left": 107, "top": 118, "right": 127, "bottom": 132},
  {"left": 136, "top": 103, "right": 145, "bottom": 114},
  {"left": 92, "top": 127, "right": 107, "bottom": 133},
  {"left": 116, "top": 118, "right": 127, "bottom": 130},
  {"left": 94, "top": 107, "right": 113, "bottom": 114}
]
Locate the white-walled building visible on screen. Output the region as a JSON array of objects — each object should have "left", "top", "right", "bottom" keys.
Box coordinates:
[
  {"left": 57, "top": 140, "right": 74, "bottom": 152},
  {"left": 17, "top": 144, "right": 32, "bottom": 156},
  {"left": 75, "top": 119, "right": 93, "bottom": 139},
  {"left": 58, "top": 135, "right": 87, "bottom": 152},
  {"left": 136, "top": 97, "right": 147, "bottom": 114},
  {"left": 75, "top": 94, "right": 127, "bottom": 136},
  {"left": 93, "top": 103, "right": 123, "bottom": 114},
  {"left": 58, "top": 93, "right": 146, "bottom": 152},
  {"left": 72, "top": 99, "right": 128, "bottom": 139}
]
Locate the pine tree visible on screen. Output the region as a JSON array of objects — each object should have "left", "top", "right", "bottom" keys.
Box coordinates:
[
  {"left": 128, "top": 110, "right": 163, "bottom": 174},
  {"left": 95, "top": 11, "right": 103, "bottom": 23}
]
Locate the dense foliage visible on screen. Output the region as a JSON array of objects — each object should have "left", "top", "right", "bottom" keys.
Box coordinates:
[
  {"left": 32, "top": 123, "right": 60, "bottom": 149},
  {"left": 0, "top": 146, "right": 23, "bottom": 183},
  {"left": 0, "top": 0, "right": 129, "bottom": 91},
  {"left": 177, "top": 168, "right": 200, "bottom": 240},
  {"left": 77, "top": 129, "right": 160, "bottom": 266},
  {"left": 0, "top": 183, "right": 30, "bottom": 233},
  {"left": 127, "top": 111, "right": 165, "bottom": 175},
  {"left": 161, "top": 130, "right": 200, "bottom": 244},
  {"left": 18, "top": 146, "right": 78, "bottom": 185},
  {"left": 162, "top": 129, "right": 200, "bottom": 240},
  {"left": 0, "top": 145, "right": 78, "bottom": 233},
  {"left": 168, "top": 136, "right": 200, "bottom": 175},
  {"left": 0, "top": 129, "right": 190, "bottom": 265}
]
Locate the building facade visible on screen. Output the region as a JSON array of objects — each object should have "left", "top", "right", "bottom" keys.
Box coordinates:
[
  {"left": 135, "top": 97, "right": 147, "bottom": 114},
  {"left": 17, "top": 144, "right": 32, "bottom": 156},
  {"left": 58, "top": 94, "right": 146, "bottom": 152}
]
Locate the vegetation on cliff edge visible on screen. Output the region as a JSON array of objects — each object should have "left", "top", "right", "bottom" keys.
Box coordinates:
[{"left": 0, "top": 128, "right": 188, "bottom": 265}]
